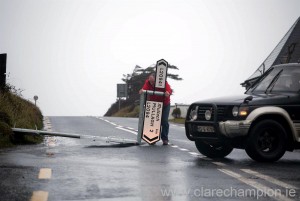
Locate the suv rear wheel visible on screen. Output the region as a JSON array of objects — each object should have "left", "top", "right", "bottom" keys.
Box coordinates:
[
  {"left": 245, "top": 120, "right": 287, "bottom": 162},
  {"left": 195, "top": 140, "right": 233, "bottom": 158}
]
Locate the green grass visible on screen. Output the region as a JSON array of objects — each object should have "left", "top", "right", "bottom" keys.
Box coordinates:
[
  {"left": 0, "top": 86, "right": 44, "bottom": 148},
  {"left": 112, "top": 105, "right": 140, "bottom": 117},
  {"left": 0, "top": 121, "right": 13, "bottom": 148}
]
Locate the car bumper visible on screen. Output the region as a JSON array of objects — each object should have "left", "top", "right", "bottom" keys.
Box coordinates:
[{"left": 219, "top": 120, "right": 252, "bottom": 138}]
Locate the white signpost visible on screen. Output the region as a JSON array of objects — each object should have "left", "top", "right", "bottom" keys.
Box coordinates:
[
  {"left": 140, "top": 59, "right": 168, "bottom": 144},
  {"left": 142, "top": 101, "right": 163, "bottom": 144}
]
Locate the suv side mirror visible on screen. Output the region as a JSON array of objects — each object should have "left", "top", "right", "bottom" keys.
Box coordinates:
[{"left": 244, "top": 96, "right": 253, "bottom": 103}]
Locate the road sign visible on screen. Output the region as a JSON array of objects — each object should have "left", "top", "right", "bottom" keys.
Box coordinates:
[
  {"left": 155, "top": 59, "right": 168, "bottom": 89},
  {"left": 34, "top": 95, "right": 38, "bottom": 106},
  {"left": 117, "top": 84, "right": 127, "bottom": 98},
  {"left": 0, "top": 54, "right": 7, "bottom": 88},
  {"left": 142, "top": 101, "right": 163, "bottom": 144}
]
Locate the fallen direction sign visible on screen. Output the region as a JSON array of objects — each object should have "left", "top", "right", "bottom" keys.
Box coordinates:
[
  {"left": 12, "top": 128, "right": 81, "bottom": 138},
  {"left": 12, "top": 128, "right": 139, "bottom": 144},
  {"left": 142, "top": 101, "right": 163, "bottom": 144}
]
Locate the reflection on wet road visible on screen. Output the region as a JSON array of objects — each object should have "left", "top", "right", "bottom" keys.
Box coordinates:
[{"left": 0, "top": 116, "right": 299, "bottom": 201}]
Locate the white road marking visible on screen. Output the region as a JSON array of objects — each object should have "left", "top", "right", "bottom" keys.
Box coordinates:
[
  {"left": 212, "top": 162, "right": 227, "bottom": 167},
  {"left": 190, "top": 154, "right": 201, "bottom": 157},
  {"left": 188, "top": 152, "right": 200, "bottom": 156},
  {"left": 188, "top": 152, "right": 199, "bottom": 155},
  {"left": 171, "top": 145, "right": 179, "bottom": 148},
  {"left": 126, "top": 127, "right": 135, "bottom": 130},
  {"left": 219, "top": 169, "right": 294, "bottom": 201},
  {"left": 180, "top": 127, "right": 185, "bottom": 129},
  {"left": 201, "top": 157, "right": 212, "bottom": 161},
  {"left": 38, "top": 168, "right": 52, "bottom": 179},
  {"left": 98, "top": 118, "right": 119, "bottom": 127},
  {"left": 179, "top": 148, "right": 189, "bottom": 151},
  {"left": 241, "top": 169, "right": 298, "bottom": 190},
  {"left": 44, "top": 117, "right": 52, "bottom": 131},
  {"left": 116, "top": 126, "right": 137, "bottom": 135},
  {"left": 31, "top": 191, "right": 48, "bottom": 201}
]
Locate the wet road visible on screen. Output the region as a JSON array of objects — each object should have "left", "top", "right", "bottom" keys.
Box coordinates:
[{"left": 0, "top": 116, "right": 300, "bottom": 201}]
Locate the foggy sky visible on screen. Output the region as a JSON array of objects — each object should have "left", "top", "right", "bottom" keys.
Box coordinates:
[{"left": 1, "top": 0, "right": 300, "bottom": 116}]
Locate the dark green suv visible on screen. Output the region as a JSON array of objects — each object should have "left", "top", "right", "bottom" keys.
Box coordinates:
[{"left": 185, "top": 63, "right": 300, "bottom": 162}]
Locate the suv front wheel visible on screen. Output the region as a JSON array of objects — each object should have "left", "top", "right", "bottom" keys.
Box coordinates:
[
  {"left": 195, "top": 140, "right": 233, "bottom": 158},
  {"left": 245, "top": 120, "right": 287, "bottom": 162}
]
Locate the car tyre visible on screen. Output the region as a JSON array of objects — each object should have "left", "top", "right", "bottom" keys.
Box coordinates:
[
  {"left": 195, "top": 140, "right": 233, "bottom": 158},
  {"left": 245, "top": 120, "right": 287, "bottom": 162}
]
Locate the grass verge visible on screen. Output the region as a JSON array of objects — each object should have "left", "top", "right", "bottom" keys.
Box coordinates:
[
  {"left": 0, "top": 85, "right": 43, "bottom": 148},
  {"left": 112, "top": 105, "right": 140, "bottom": 117}
]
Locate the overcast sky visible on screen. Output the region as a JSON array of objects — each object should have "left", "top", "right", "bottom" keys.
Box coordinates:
[{"left": 1, "top": 0, "right": 299, "bottom": 116}]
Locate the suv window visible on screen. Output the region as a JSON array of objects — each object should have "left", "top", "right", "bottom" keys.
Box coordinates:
[{"left": 249, "top": 67, "right": 300, "bottom": 93}]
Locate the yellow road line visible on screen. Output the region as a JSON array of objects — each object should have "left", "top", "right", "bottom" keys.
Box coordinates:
[
  {"left": 30, "top": 191, "right": 48, "bottom": 201},
  {"left": 38, "top": 168, "right": 52, "bottom": 179}
]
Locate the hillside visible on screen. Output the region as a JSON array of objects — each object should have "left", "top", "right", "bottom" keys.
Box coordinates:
[{"left": 0, "top": 84, "right": 43, "bottom": 148}]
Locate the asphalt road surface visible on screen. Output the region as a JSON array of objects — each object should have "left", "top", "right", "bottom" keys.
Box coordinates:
[{"left": 0, "top": 116, "right": 300, "bottom": 201}]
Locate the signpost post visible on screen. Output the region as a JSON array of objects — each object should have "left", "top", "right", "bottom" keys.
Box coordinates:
[
  {"left": 0, "top": 54, "right": 7, "bottom": 89},
  {"left": 137, "top": 59, "right": 169, "bottom": 145}
]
